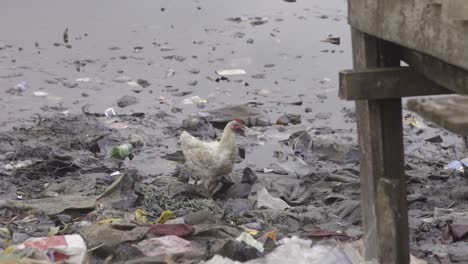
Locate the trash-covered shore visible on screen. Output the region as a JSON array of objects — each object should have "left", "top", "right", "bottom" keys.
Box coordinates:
[{"left": 1, "top": 1, "right": 468, "bottom": 263}]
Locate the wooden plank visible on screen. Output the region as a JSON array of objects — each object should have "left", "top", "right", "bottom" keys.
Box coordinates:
[
  {"left": 400, "top": 48, "right": 468, "bottom": 95},
  {"left": 339, "top": 67, "right": 452, "bottom": 100},
  {"left": 348, "top": 0, "right": 468, "bottom": 72},
  {"left": 351, "top": 29, "right": 409, "bottom": 264},
  {"left": 445, "top": 0, "right": 468, "bottom": 21},
  {"left": 407, "top": 95, "right": 468, "bottom": 135}
]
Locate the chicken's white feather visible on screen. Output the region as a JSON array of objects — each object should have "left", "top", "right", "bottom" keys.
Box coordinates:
[{"left": 180, "top": 121, "right": 240, "bottom": 196}]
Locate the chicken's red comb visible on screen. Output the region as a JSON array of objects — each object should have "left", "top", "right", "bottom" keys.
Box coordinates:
[{"left": 234, "top": 118, "right": 244, "bottom": 124}]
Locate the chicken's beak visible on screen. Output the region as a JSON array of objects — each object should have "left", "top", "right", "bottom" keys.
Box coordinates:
[{"left": 232, "top": 123, "right": 246, "bottom": 135}]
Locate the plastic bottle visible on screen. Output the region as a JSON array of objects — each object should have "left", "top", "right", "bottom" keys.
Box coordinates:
[{"left": 111, "top": 143, "right": 134, "bottom": 159}]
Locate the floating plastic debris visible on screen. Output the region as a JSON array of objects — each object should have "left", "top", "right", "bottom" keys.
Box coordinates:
[
  {"left": 113, "top": 76, "right": 132, "bottom": 83},
  {"left": 215, "top": 69, "right": 247, "bottom": 76},
  {"left": 104, "top": 108, "right": 116, "bottom": 117},
  {"left": 321, "top": 36, "right": 340, "bottom": 45},
  {"left": 76, "top": 77, "right": 91, "bottom": 83},
  {"left": 446, "top": 158, "right": 468, "bottom": 172},
  {"left": 127, "top": 81, "right": 141, "bottom": 87},
  {"left": 110, "top": 171, "right": 121, "bottom": 176},
  {"left": 14, "top": 81, "right": 29, "bottom": 93},
  {"left": 33, "top": 91, "right": 48, "bottom": 97},
  {"left": 183, "top": 96, "right": 207, "bottom": 105}
]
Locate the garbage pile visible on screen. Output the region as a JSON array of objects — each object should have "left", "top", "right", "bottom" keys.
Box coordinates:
[{"left": 1, "top": 110, "right": 459, "bottom": 264}]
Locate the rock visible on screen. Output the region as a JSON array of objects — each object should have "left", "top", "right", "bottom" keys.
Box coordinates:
[
  {"left": 216, "top": 240, "right": 262, "bottom": 262},
  {"left": 315, "top": 112, "right": 331, "bottom": 120},
  {"left": 276, "top": 114, "right": 301, "bottom": 126},
  {"left": 136, "top": 79, "right": 151, "bottom": 88},
  {"left": 188, "top": 68, "right": 200, "bottom": 74},
  {"left": 286, "top": 114, "right": 301, "bottom": 125},
  {"left": 305, "top": 107, "right": 312, "bottom": 113},
  {"left": 203, "top": 105, "right": 271, "bottom": 128},
  {"left": 286, "top": 131, "right": 359, "bottom": 164},
  {"left": 242, "top": 167, "right": 258, "bottom": 185},
  {"left": 0, "top": 228, "right": 10, "bottom": 240},
  {"left": 276, "top": 115, "right": 290, "bottom": 126},
  {"left": 407, "top": 193, "right": 427, "bottom": 204},
  {"left": 336, "top": 200, "right": 361, "bottom": 224},
  {"left": 252, "top": 74, "right": 266, "bottom": 79},
  {"left": 225, "top": 184, "right": 252, "bottom": 199},
  {"left": 286, "top": 181, "right": 315, "bottom": 206},
  {"left": 450, "top": 186, "right": 468, "bottom": 200},
  {"left": 117, "top": 95, "right": 138, "bottom": 108},
  {"left": 187, "top": 80, "right": 198, "bottom": 86},
  {"left": 256, "top": 187, "right": 290, "bottom": 211},
  {"left": 224, "top": 199, "right": 253, "bottom": 213},
  {"left": 62, "top": 81, "right": 78, "bottom": 88},
  {"left": 12, "top": 232, "right": 31, "bottom": 244},
  {"left": 449, "top": 224, "right": 468, "bottom": 241},
  {"left": 449, "top": 243, "right": 468, "bottom": 262},
  {"left": 45, "top": 173, "right": 102, "bottom": 196},
  {"left": 184, "top": 210, "right": 216, "bottom": 225},
  {"left": 246, "top": 210, "right": 304, "bottom": 233},
  {"left": 163, "top": 55, "right": 186, "bottom": 62},
  {"left": 294, "top": 165, "right": 314, "bottom": 178},
  {"left": 172, "top": 91, "right": 193, "bottom": 97},
  {"left": 181, "top": 117, "right": 217, "bottom": 139},
  {"left": 113, "top": 76, "right": 132, "bottom": 83},
  {"left": 55, "top": 214, "right": 73, "bottom": 223},
  {"left": 191, "top": 224, "right": 244, "bottom": 239}
]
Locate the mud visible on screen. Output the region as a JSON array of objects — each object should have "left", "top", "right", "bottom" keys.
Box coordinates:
[{"left": 0, "top": 1, "right": 467, "bottom": 263}]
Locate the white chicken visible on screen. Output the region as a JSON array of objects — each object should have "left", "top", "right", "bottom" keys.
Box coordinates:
[{"left": 180, "top": 119, "right": 244, "bottom": 197}]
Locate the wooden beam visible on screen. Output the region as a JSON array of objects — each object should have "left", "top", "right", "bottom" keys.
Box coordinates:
[
  {"left": 400, "top": 48, "right": 468, "bottom": 95},
  {"left": 339, "top": 67, "right": 453, "bottom": 100},
  {"left": 407, "top": 95, "right": 468, "bottom": 136},
  {"left": 351, "top": 29, "right": 410, "bottom": 264},
  {"left": 444, "top": 0, "right": 468, "bottom": 21},
  {"left": 348, "top": 0, "right": 468, "bottom": 72}
]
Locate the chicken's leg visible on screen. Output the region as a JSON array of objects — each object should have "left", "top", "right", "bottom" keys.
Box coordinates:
[{"left": 203, "top": 178, "right": 217, "bottom": 199}]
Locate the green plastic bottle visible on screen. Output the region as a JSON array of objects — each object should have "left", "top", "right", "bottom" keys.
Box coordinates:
[{"left": 111, "top": 143, "right": 134, "bottom": 159}]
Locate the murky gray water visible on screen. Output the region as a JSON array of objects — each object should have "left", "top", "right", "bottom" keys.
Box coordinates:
[
  {"left": 0, "top": 0, "right": 351, "bottom": 128},
  {"left": 0, "top": 0, "right": 355, "bottom": 174}
]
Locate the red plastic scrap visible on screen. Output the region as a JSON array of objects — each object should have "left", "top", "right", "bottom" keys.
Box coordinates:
[
  {"left": 23, "top": 236, "right": 69, "bottom": 262},
  {"left": 148, "top": 224, "right": 194, "bottom": 238}
]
